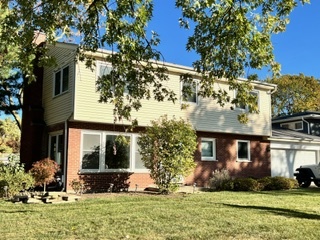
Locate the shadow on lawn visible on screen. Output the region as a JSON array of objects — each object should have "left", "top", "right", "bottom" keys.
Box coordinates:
[
  {"left": 253, "top": 188, "right": 320, "bottom": 196},
  {"left": 0, "top": 210, "right": 36, "bottom": 214},
  {"left": 223, "top": 203, "right": 320, "bottom": 220}
]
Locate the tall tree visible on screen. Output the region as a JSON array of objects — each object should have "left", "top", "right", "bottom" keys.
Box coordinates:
[
  {"left": 267, "top": 74, "right": 320, "bottom": 117},
  {"left": 0, "top": 0, "right": 310, "bottom": 124},
  {"left": 0, "top": 118, "right": 21, "bottom": 154},
  {"left": 0, "top": 72, "right": 23, "bottom": 129}
]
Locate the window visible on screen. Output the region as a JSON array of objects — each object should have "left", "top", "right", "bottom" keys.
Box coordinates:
[
  {"left": 134, "top": 136, "right": 146, "bottom": 169},
  {"left": 97, "top": 62, "right": 129, "bottom": 94},
  {"left": 80, "top": 131, "right": 147, "bottom": 172},
  {"left": 54, "top": 66, "right": 69, "bottom": 96},
  {"left": 98, "top": 63, "right": 112, "bottom": 78},
  {"left": 201, "top": 138, "right": 216, "bottom": 161},
  {"left": 182, "top": 81, "right": 197, "bottom": 103},
  {"left": 280, "top": 123, "right": 289, "bottom": 129},
  {"left": 82, "top": 133, "right": 101, "bottom": 170},
  {"left": 237, "top": 140, "right": 250, "bottom": 161},
  {"left": 294, "top": 121, "right": 303, "bottom": 130},
  {"left": 280, "top": 121, "right": 303, "bottom": 131},
  {"left": 235, "top": 90, "right": 259, "bottom": 111},
  {"left": 105, "top": 134, "right": 130, "bottom": 169}
]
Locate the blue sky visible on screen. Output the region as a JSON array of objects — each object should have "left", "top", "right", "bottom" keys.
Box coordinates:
[{"left": 149, "top": 1, "right": 320, "bottom": 80}]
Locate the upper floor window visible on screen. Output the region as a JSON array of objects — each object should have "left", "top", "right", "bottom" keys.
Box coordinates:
[
  {"left": 201, "top": 138, "right": 216, "bottom": 161},
  {"left": 98, "top": 63, "right": 112, "bottom": 78},
  {"left": 182, "top": 81, "right": 197, "bottom": 103},
  {"left": 97, "top": 62, "right": 129, "bottom": 94},
  {"left": 54, "top": 66, "right": 69, "bottom": 96},
  {"left": 237, "top": 140, "right": 250, "bottom": 161},
  {"left": 235, "top": 90, "right": 259, "bottom": 111}
]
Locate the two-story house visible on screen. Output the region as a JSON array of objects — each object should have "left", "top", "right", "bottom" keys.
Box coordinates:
[
  {"left": 20, "top": 42, "right": 276, "bottom": 192},
  {"left": 270, "top": 112, "right": 320, "bottom": 178}
]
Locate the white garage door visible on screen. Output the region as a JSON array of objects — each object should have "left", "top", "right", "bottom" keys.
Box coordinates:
[{"left": 271, "top": 149, "right": 317, "bottom": 178}]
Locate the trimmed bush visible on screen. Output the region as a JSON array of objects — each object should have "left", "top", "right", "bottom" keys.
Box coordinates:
[
  {"left": 233, "top": 178, "right": 260, "bottom": 191},
  {"left": 0, "top": 155, "right": 34, "bottom": 198},
  {"left": 258, "top": 176, "right": 298, "bottom": 190}
]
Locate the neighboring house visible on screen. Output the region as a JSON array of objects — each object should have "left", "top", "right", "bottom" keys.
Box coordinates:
[
  {"left": 270, "top": 112, "right": 320, "bottom": 178},
  {"left": 20, "top": 42, "right": 276, "bottom": 192}
]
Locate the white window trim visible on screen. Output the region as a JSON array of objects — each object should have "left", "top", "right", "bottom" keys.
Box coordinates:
[
  {"left": 48, "top": 131, "right": 63, "bottom": 159},
  {"left": 96, "top": 61, "right": 112, "bottom": 80},
  {"left": 280, "top": 121, "right": 303, "bottom": 131},
  {"left": 234, "top": 90, "right": 259, "bottom": 112},
  {"left": 293, "top": 121, "right": 303, "bottom": 130},
  {"left": 181, "top": 80, "right": 198, "bottom": 105},
  {"left": 237, "top": 140, "right": 251, "bottom": 162},
  {"left": 96, "top": 61, "right": 130, "bottom": 95},
  {"left": 201, "top": 138, "right": 217, "bottom": 161},
  {"left": 80, "top": 130, "right": 149, "bottom": 173},
  {"left": 80, "top": 131, "right": 102, "bottom": 172},
  {"left": 53, "top": 65, "right": 69, "bottom": 97}
]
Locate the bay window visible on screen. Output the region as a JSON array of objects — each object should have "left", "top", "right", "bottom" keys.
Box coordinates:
[{"left": 80, "top": 131, "right": 147, "bottom": 172}]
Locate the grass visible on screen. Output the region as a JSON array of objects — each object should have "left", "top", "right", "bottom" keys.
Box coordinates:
[{"left": 1, "top": 188, "right": 320, "bottom": 240}]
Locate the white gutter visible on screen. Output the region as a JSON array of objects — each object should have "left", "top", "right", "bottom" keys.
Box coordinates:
[
  {"left": 302, "top": 117, "right": 310, "bottom": 134},
  {"left": 272, "top": 114, "right": 320, "bottom": 123}
]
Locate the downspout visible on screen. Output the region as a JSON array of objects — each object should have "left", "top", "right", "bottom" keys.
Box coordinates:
[
  {"left": 269, "top": 85, "right": 277, "bottom": 95},
  {"left": 63, "top": 112, "right": 73, "bottom": 191},
  {"left": 301, "top": 117, "right": 310, "bottom": 135},
  {"left": 269, "top": 85, "right": 278, "bottom": 137},
  {"left": 63, "top": 53, "right": 77, "bottom": 191}
]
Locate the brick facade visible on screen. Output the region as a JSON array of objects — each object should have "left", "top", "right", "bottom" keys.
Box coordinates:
[
  {"left": 185, "top": 132, "right": 271, "bottom": 187},
  {"left": 63, "top": 122, "right": 270, "bottom": 192},
  {"left": 23, "top": 117, "right": 271, "bottom": 192}
]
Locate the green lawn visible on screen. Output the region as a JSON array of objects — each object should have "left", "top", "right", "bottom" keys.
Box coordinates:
[{"left": 1, "top": 189, "right": 320, "bottom": 240}]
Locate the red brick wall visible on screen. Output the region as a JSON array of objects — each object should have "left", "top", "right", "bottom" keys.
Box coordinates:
[
  {"left": 60, "top": 122, "right": 270, "bottom": 192},
  {"left": 65, "top": 125, "right": 154, "bottom": 192},
  {"left": 66, "top": 128, "right": 81, "bottom": 191},
  {"left": 184, "top": 132, "right": 271, "bottom": 187}
]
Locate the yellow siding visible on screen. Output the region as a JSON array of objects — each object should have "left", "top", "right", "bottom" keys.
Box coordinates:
[
  {"left": 42, "top": 44, "right": 76, "bottom": 125},
  {"left": 74, "top": 57, "right": 273, "bottom": 136},
  {"left": 74, "top": 61, "right": 184, "bottom": 124},
  {"left": 44, "top": 43, "right": 274, "bottom": 136}
]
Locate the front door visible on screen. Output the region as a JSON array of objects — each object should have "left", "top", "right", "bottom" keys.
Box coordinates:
[{"left": 49, "top": 133, "right": 64, "bottom": 189}]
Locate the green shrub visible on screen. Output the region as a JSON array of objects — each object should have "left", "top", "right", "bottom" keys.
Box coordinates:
[
  {"left": 233, "top": 178, "right": 260, "bottom": 191},
  {"left": 257, "top": 176, "right": 273, "bottom": 190},
  {"left": 138, "top": 116, "right": 197, "bottom": 193},
  {"left": 209, "top": 169, "right": 232, "bottom": 191},
  {"left": 0, "top": 155, "right": 34, "bottom": 198},
  {"left": 258, "top": 176, "right": 298, "bottom": 190}
]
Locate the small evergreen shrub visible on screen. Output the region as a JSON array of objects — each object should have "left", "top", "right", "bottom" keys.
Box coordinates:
[
  {"left": 209, "top": 169, "right": 232, "bottom": 191},
  {"left": 0, "top": 155, "right": 34, "bottom": 198},
  {"left": 257, "top": 177, "right": 273, "bottom": 190},
  {"left": 258, "top": 176, "right": 298, "bottom": 190},
  {"left": 233, "top": 178, "right": 260, "bottom": 191}
]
